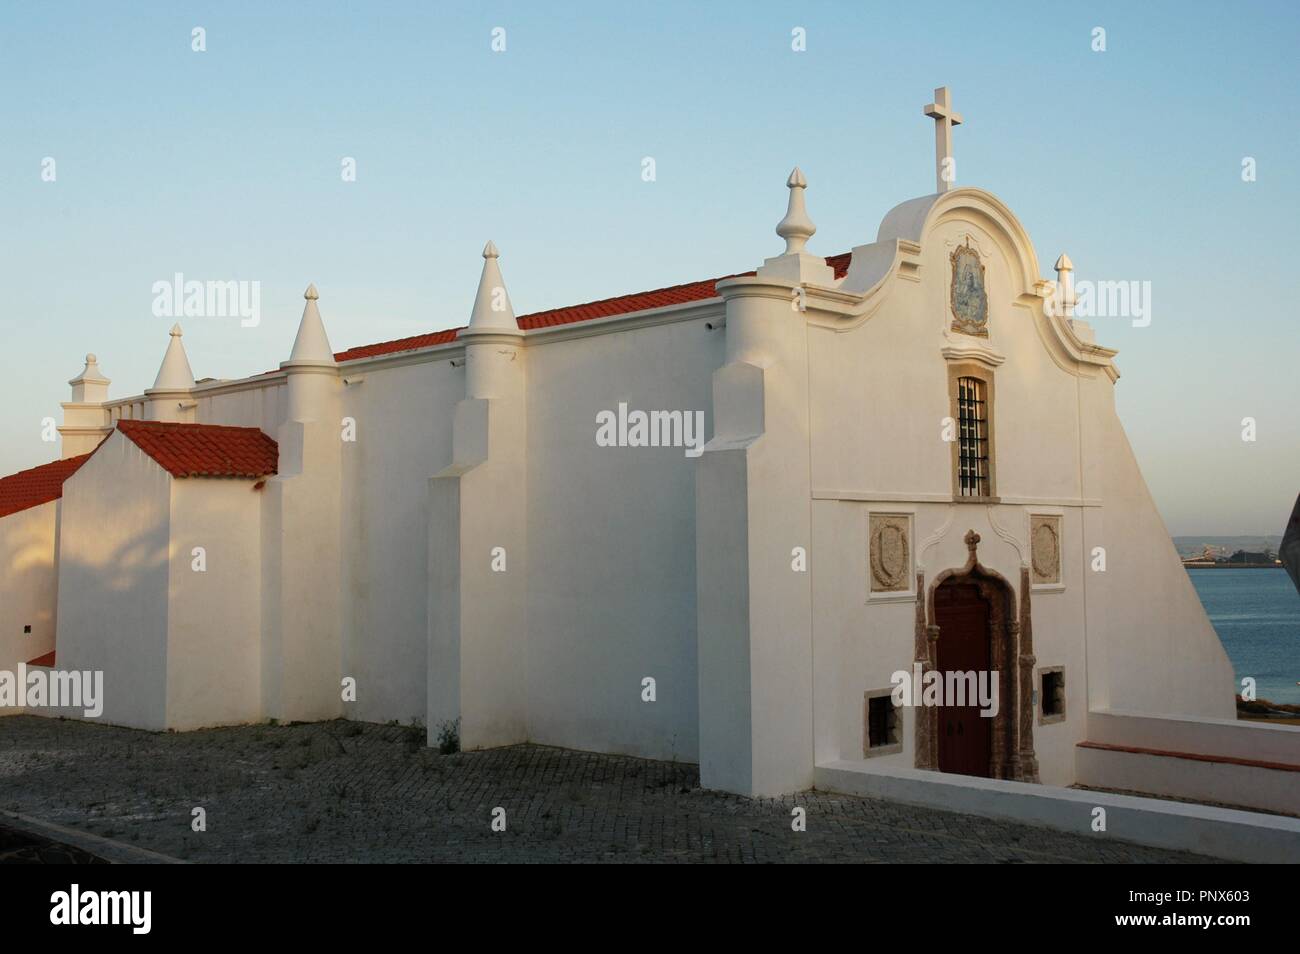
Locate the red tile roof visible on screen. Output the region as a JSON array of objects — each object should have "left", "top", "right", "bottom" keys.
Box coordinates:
[
  {"left": 26, "top": 651, "right": 56, "bottom": 668},
  {"left": 0, "top": 454, "right": 93, "bottom": 520},
  {"left": 333, "top": 252, "right": 855, "bottom": 363},
  {"left": 116, "top": 420, "right": 279, "bottom": 479},
  {"left": 334, "top": 328, "right": 459, "bottom": 363}
]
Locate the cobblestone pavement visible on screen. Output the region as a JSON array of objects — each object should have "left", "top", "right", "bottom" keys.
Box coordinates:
[{"left": 0, "top": 716, "right": 1224, "bottom": 863}]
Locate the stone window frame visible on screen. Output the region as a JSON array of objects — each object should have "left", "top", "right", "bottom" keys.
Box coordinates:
[
  {"left": 1027, "top": 509, "right": 1066, "bottom": 593},
  {"left": 866, "top": 508, "right": 916, "bottom": 603},
  {"left": 946, "top": 361, "right": 999, "bottom": 503},
  {"left": 863, "top": 688, "right": 904, "bottom": 757},
  {"left": 1038, "top": 666, "right": 1066, "bottom": 725}
]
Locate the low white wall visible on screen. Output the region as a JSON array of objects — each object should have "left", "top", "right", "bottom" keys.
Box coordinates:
[
  {"left": 1078, "top": 708, "right": 1300, "bottom": 815},
  {"left": 1088, "top": 708, "right": 1300, "bottom": 764},
  {"left": 817, "top": 759, "right": 1300, "bottom": 864},
  {"left": 1076, "top": 745, "right": 1297, "bottom": 816}
]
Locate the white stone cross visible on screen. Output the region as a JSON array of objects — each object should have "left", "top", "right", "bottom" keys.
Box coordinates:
[{"left": 923, "top": 86, "right": 962, "bottom": 194}]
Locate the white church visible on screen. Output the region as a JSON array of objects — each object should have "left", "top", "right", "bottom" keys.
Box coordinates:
[{"left": 2, "top": 89, "right": 1295, "bottom": 822}]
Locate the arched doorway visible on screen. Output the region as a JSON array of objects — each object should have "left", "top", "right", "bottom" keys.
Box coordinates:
[
  {"left": 914, "top": 530, "right": 1037, "bottom": 781},
  {"left": 933, "top": 580, "right": 993, "bottom": 777}
]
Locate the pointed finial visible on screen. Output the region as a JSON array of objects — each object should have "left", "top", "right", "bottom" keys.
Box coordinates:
[
  {"left": 775, "top": 166, "right": 816, "bottom": 255},
  {"left": 288, "top": 281, "right": 334, "bottom": 363},
  {"left": 1053, "top": 253, "right": 1076, "bottom": 319},
  {"left": 152, "top": 322, "right": 196, "bottom": 391},
  {"left": 465, "top": 241, "right": 520, "bottom": 335}
]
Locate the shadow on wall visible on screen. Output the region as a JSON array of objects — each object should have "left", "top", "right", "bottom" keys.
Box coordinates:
[
  {"left": 52, "top": 511, "right": 171, "bottom": 730},
  {"left": 0, "top": 506, "right": 59, "bottom": 670}
]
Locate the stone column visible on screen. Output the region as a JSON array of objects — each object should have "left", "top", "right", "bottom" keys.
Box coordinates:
[{"left": 1017, "top": 566, "right": 1039, "bottom": 781}]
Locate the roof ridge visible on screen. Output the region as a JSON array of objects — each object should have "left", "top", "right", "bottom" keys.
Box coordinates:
[
  {"left": 333, "top": 251, "right": 853, "bottom": 364},
  {"left": 0, "top": 452, "right": 92, "bottom": 482},
  {"left": 0, "top": 453, "right": 94, "bottom": 520},
  {"left": 117, "top": 419, "right": 266, "bottom": 432}
]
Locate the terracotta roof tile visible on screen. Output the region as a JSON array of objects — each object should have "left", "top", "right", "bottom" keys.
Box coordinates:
[
  {"left": 334, "top": 252, "right": 855, "bottom": 362},
  {"left": 333, "top": 328, "right": 460, "bottom": 363},
  {"left": 26, "top": 651, "right": 56, "bottom": 668},
  {"left": 116, "top": 420, "right": 279, "bottom": 479},
  {"left": 0, "top": 454, "right": 93, "bottom": 520}
]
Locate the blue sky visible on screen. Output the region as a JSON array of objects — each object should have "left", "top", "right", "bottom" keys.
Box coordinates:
[{"left": 1, "top": 1, "right": 1296, "bottom": 535}]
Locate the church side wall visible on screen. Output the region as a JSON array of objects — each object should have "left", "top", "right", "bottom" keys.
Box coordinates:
[
  {"left": 54, "top": 436, "right": 171, "bottom": 729},
  {"left": 524, "top": 317, "right": 723, "bottom": 761},
  {"left": 165, "top": 477, "right": 263, "bottom": 729},
  {"left": 1080, "top": 375, "right": 1236, "bottom": 719},
  {"left": 0, "top": 500, "right": 59, "bottom": 677},
  {"left": 339, "top": 359, "right": 461, "bottom": 725}
]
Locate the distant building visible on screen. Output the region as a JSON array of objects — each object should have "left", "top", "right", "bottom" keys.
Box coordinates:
[{"left": 1224, "top": 549, "right": 1275, "bottom": 564}]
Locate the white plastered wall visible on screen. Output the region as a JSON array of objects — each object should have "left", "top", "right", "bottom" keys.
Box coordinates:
[
  {"left": 54, "top": 432, "right": 171, "bottom": 729},
  {"left": 344, "top": 360, "right": 459, "bottom": 726},
  {"left": 165, "top": 476, "right": 263, "bottom": 729},
  {"left": 524, "top": 318, "right": 720, "bottom": 761},
  {"left": 0, "top": 500, "right": 60, "bottom": 675}
]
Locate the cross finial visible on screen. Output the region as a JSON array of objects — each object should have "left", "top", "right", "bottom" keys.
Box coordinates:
[
  {"left": 923, "top": 86, "right": 963, "bottom": 194},
  {"left": 964, "top": 529, "right": 981, "bottom": 558}
]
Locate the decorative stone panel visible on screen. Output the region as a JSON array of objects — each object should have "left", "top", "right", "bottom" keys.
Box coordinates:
[
  {"left": 1029, "top": 514, "right": 1061, "bottom": 586},
  {"left": 869, "top": 514, "right": 911, "bottom": 593}
]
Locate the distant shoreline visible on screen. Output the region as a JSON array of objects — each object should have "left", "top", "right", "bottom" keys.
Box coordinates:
[{"left": 1183, "top": 564, "right": 1282, "bottom": 570}]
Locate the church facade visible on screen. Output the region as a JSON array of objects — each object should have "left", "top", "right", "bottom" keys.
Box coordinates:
[{"left": 0, "top": 90, "right": 1244, "bottom": 798}]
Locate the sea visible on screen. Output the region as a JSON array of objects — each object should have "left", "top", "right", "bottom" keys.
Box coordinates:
[{"left": 1187, "top": 568, "right": 1300, "bottom": 705}]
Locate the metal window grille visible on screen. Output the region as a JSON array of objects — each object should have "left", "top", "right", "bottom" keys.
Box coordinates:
[{"left": 956, "top": 376, "right": 989, "bottom": 497}]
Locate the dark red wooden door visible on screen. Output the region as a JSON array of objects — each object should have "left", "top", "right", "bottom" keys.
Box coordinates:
[{"left": 934, "top": 582, "right": 993, "bottom": 777}]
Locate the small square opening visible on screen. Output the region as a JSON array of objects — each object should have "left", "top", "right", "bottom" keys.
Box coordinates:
[
  {"left": 1041, "top": 669, "right": 1065, "bottom": 721},
  {"left": 866, "top": 693, "right": 901, "bottom": 753},
  {"left": 23, "top": 624, "right": 32, "bottom": 634}
]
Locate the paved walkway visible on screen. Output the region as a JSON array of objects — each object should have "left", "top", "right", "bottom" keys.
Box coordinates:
[{"left": 0, "top": 716, "right": 1223, "bottom": 863}]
